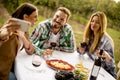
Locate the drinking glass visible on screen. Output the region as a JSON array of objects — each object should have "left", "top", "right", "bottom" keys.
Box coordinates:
[
  {"left": 50, "top": 42, "right": 57, "bottom": 50},
  {"left": 78, "top": 42, "right": 87, "bottom": 61},
  {"left": 32, "top": 53, "right": 41, "bottom": 67}
]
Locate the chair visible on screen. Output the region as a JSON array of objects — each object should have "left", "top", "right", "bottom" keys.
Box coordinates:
[{"left": 117, "top": 61, "right": 120, "bottom": 79}]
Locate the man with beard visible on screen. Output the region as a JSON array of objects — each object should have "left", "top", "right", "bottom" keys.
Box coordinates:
[{"left": 30, "top": 7, "right": 76, "bottom": 55}]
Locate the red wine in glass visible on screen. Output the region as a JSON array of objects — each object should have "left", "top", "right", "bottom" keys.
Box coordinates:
[
  {"left": 50, "top": 42, "right": 57, "bottom": 49},
  {"left": 32, "top": 61, "right": 41, "bottom": 67},
  {"left": 80, "top": 42, "right": 87, "bottom": 54},
  {"left": 77, "top": 42, "right": 87, "bottom": 55},
  {"left": 77, "top": 42, "right": 87, "bottom": 60},
  {"left": 32, "top": 54, "right": 41, "bottom": 67}
]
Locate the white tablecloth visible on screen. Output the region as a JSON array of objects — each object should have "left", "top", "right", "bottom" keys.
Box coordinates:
[{"left": 15, "top": 49, "right": 116, "bottom": 80}]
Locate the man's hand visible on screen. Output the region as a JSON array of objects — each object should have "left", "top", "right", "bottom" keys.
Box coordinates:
[{"left": 42, "top": 49, "right": 53, "bottom": 56}]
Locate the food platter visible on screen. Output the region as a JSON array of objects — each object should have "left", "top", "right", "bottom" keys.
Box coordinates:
[{"left": 46, "top": 59, "right": 74, "bottom": 70}]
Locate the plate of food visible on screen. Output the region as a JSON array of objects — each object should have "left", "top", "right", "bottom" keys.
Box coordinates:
[{"left": 46, "top": 59, "right": 74, "bottom": 71}]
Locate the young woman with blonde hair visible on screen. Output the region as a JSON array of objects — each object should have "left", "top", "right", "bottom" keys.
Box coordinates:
[{"left": 78, "top": 11, "right": 117, "bottom": 78}]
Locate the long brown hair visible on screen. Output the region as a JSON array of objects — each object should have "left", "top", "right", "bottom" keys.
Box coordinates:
[
  {"left": 12, "top": 3, "right": 37, "bottom": 19},
  {"left": 12, "top": 3, "right": 37, "bottom": 40},
  {"left": 84, "top": 11, "right": 107, "bottom": 53}
]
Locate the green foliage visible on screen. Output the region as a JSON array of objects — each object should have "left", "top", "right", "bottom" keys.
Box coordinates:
[
  {"left": 37, "top": 6, "right": 55, "bottom": 18},
  {"left": 71, "top": 14, "right": 88, "bottom": 25},
  {"left": 1, "top": 0, "right": 19, "bottom": 14},
  {"left": 34, "top": 0, "right": 59, "bottom": 10},
  {"left": 109, "top": 2, "right": 120, "bottom": 28},
  {"left": 1, "top": 0, "right": 35, "bottom": 14},
  {"left": 60, "top": 0, "right": 93, "bottom": 17},
  {"left": 2, "top": 0, "right": 120, "bottom": 30}
]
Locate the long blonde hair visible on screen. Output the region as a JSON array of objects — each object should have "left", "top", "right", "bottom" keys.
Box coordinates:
[{"left": 84, "top": 11, "right": 107, "bottom": 53}]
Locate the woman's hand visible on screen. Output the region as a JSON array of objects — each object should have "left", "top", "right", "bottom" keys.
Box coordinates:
[
  {"left": 77, "top": 43, "right": 86, "bottom": 54},
  {"left": 78, "top": 46, "right": 86, "bottom": 54},
  {"left": 0, "top": 18, "right": 20, "bottom": 38},
  {"left": 14, "top": 30, "right": 34, "bottom": 55},
  {"left": 103, "top": 51, "right": 111, "bottom": 62},
  {"left": 0, "top": 18, "right": 20, "bottom": 43},
  {"left": 13, "top": 30, "right": 24, "bottom": 39},
  {"left": 5, "top": 18, "right": 21, "bottom": 33},
  {"left": 96, "top": 50, "right": 111, "bottom": 62}
]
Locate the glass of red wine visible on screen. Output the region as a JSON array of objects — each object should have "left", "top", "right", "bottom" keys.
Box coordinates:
[
  {"left": 42, "top": 42, "right": 57, "bottom": 60},
  {"left": 50, "top": 42, "right": 57, "bottom": 50},
  {"left": 32, "top": 53, "right": 41, "bottom": 67},
  {"left": 77, "top": 42, "right": 87, "bottom": 60}
]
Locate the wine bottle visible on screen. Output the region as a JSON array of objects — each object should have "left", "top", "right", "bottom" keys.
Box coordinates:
[{"left": 90, "top": 49, "right": 103, "bottom": 80}]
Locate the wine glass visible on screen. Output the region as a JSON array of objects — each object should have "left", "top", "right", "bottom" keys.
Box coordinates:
[
  {"left": 42, "top": 42, "right": 57, "bottom": 60},
  {"left": 50, "top": 42, "right": 57, "bottom": 50},
  {"left": 77, "top": 42, "right": 87, "bottom": 61},
  {"left": 32, "top": 54, "right": 41, "bottom": 67}
]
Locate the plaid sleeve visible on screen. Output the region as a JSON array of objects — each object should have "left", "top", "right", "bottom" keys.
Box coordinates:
[
  {"left": 30, "top": 24, "right": 42, "bottom": 44},
  {"left": 30, "top": 24, "right": 45, "bottom": 55},
  {"left": 59, "top": 25, "right": 76, "bottom": 53}
]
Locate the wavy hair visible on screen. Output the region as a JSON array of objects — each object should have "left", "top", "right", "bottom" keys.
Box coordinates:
[{"left": 84, "top": 11, "right": 107, "bottom": 53}]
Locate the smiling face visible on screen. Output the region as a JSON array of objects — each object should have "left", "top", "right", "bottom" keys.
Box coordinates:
[
  {"left": 90, "top": 15, "right": 100, "bottom": 34},
  {"left": 52, "top": 10, "right": 68, "bottom": 29}
]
